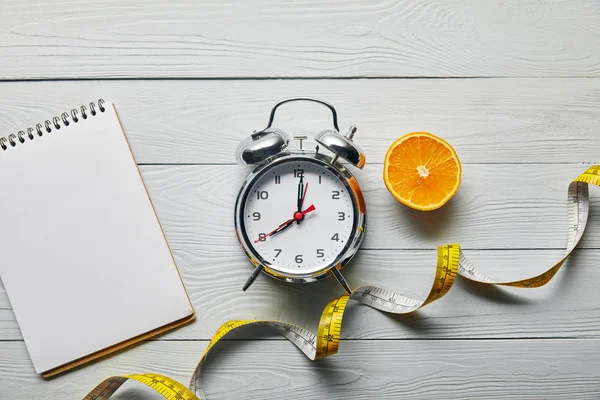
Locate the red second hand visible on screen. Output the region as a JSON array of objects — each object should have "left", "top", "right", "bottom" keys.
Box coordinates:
[
  {"left": 255, "top": 218, "right": 293, "bottom": 244},
  {"left": 300, "top": 181, "right": 309, "bottom": 209},
  {"left": 254, "top": 204, "right": 316, "bottom": 244},
  {"left": 301, "top": 204, "right": 316, "bottom": 215}
]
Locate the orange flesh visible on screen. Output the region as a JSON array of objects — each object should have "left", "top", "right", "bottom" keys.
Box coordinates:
[{"left": 384, "top": 133, "right": 461, "bottom": 211}]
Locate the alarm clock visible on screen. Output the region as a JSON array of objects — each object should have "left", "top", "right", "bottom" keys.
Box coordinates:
[{"left": 234, "top": 98, "right": 367, "bottom": 293}]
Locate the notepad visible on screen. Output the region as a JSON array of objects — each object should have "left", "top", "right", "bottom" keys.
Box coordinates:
[{"left": 0, "top": 100, "right": 195, "bottom": 377}]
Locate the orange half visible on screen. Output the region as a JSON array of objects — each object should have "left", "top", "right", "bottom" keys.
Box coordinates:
[{"left": 384, "top": 132, "right": 461, "bottom": 211}]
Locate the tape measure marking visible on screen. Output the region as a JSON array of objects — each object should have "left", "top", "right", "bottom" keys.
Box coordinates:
[
  {"left": 85, "top": 165, "right": 600, "bottom": 400},
  {"left": 84, "top": 374, "right": 199, "bottom": 400}
]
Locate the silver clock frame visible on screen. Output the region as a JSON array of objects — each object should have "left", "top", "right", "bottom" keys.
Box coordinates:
[{"left": 234, "top": 151, "right": 367, "bottom": 284}]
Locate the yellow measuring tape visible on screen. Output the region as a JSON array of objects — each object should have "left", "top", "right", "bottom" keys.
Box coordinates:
[{"left": 84, "top": 165, "right": 600, "bottom": 400}]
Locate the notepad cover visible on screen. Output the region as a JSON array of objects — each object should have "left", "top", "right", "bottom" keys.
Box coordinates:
[{"left": 0, "top": 102, "right": 195, "bottom": 376}]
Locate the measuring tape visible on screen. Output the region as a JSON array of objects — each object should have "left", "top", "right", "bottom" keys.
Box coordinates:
[{"left": 84, "top": 165, "right": 600, "bottom": 400}]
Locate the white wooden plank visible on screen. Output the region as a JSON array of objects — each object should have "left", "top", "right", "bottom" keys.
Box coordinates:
[
  {"left": 142, "top": 163, "right": 600, "bottom": 251},
  {"left": 1, "top": 0, "right": 599, "bottom": 79},
  {"left": 1, "top": 339, "right": 599, "bottom": 399},
  {"left": 1, "top": 163, "right": 599, "bottom": 340},
  {"left": 2, "top": 248, "right": 599, "bottom": 341},
  {"left": 0, "top": 79, "right": 599, "bottom": 164}
]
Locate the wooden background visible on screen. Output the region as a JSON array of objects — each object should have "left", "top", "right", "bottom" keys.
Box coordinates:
[{"left": 1, "top": 0, "right": 600, "bottom": 398}]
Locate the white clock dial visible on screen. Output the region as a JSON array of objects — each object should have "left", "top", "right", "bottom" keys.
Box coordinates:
[{"left": 241, "top": 159, "right": 356, "bottom": 276}]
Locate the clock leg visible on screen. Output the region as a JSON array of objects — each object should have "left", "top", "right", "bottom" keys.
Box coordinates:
[
  {"left": 243, "top": 265, "right": 264, "bottom": 291},
  {"left": 331, "top": 267, "right": 352, "bottom": 294}
]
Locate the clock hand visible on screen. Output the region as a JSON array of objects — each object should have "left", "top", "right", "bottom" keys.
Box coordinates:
[
  {"left": 254, "top": 204, "right": 316, "bottom": 244},
  {"left": 296, "top": 174, "right": 304, "bottom": 213},
  {"left": 297, "top": 177, "right": 309, "bottom": 225},
  {"left": 299, "top": 203, "right": 316, "bottom": 217},
  {"left": 254, "top": 218, "right": 294, "bottom": 244},
  {"left": 244, "top": 204, "right": 316, "bottom": 291},
  {"left": 301, "top": 181, "right": 308, "bottom": 210}
]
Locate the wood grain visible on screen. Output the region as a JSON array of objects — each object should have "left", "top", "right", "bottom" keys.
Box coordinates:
[
  {"left": 2, "top": 339, "right": 599, "bottom": 399},
  {"left": 1, "top": 0, "right": 599, "bottom": 79},
  {"left": 2, "top": 246, "right": 599, "bottom": 341},
  {"left": 1, "top": 162, "right": 598, "bottom": 341},
  {"left": 2, "top": 2, "right": 599, "bottom": 396},
  {"left": 0, "top": 79, "right": 599, "bottom": 164},
  {"left": 144, "top": 163, "right": 600, "bottom": 251}
]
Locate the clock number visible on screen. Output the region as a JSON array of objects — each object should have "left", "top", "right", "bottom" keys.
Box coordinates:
[
  {"left": 318, "top": 175, "right": 322, "bottom": 184},
  {"left": 252, "top": 212, "right": 261, "bottom": 221},
  {"left": 258, "top": 233, "right": 267, "bottom": 242},
  {"left": 317, "top": 249, "right": 325, "bottom": 258},
  {"left": 275, "top": 175, "right": 281, "bottom": 184},
  {"left": 331, "top": 233, "right": 339, "bottom": 242},
  {"left": 338, "top": 212, "right": 345, "bottom": 221},
  {"left": 295, "top": 254, "right": 303, "bottom": 263},
  {"left": 275, "top": 249, "right": 282, "bottom": 258},
  {"left": 332, "top": 191, "right": 340, "bottom": 200},
  {"left": 294, "top": 169, "right": 304, "bottom": 178},
  {"left": 255, "top": 190, "right": 269, "bottom": 200}
]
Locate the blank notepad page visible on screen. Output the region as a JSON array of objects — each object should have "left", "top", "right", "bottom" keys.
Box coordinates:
[{"left": 0, "top": 102, "right": 194, "bottom": 374}]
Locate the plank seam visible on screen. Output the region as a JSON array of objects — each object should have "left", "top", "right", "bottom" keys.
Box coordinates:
[
  {"left": 136, "top": 162, "right": 600, "bottom": 166},
  {"left": 2, "top": 76, "right": 600, "bottom": 83},
  {"left": 0, "top": 337, "right": 593, "bottom": 343}
]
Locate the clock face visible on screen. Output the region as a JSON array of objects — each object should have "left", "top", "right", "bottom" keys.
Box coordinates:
[{"left": 240, "top": 158, "right": 357, "bottom": 276}]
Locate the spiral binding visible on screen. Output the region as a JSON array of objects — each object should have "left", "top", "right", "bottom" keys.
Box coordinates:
[{"left": 0, "top": 99, "right": 106, "bottom": 151}]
